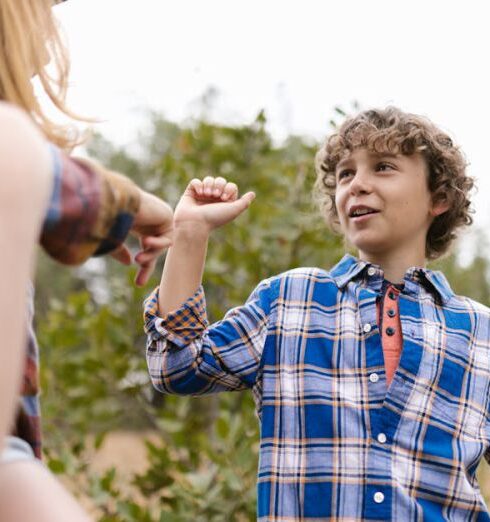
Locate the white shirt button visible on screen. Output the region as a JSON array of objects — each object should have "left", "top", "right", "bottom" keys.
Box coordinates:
[
  {"left": 377, "top": 433, "right": 387, "bottom": 444},
  {"left": 363, "top": 323, "right": 372, "bottom": 333},
  {"left": 367, "top": 267, "right": 376, "bottom": 276},
  {"left": 373, "top": 492, "right": 385, "bottom": 503},
  {"left": 369, "top": 373, "right": 379, "bottom": 383}
]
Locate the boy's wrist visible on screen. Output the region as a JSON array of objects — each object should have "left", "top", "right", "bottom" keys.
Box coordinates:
[{"left": 173, "top": 221, "right": 211, "bottom": 241}]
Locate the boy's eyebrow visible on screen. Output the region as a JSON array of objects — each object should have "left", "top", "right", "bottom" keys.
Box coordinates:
[
  {"left": 376, "top": 152, "right": 398, "bottom": 159},
  {"left": 365, "top": 151, "right": 399, "bottom": 160},
  {"left": 336, "top": 151, "right": 400, "bottom": 171},
  {"left": 336, "top": 158, "right": 352, "bottom": 171}
]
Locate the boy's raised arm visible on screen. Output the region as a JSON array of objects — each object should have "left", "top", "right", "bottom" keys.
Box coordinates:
[{"left": 157, "top": 176, "right": 255, "bottom": 315}]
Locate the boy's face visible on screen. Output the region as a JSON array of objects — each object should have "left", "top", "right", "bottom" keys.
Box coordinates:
[{"left": 334, "top": 148, "right": 444, "bottom": 264}]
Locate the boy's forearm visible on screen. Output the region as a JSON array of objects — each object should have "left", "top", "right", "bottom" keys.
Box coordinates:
[
  {"left": 157, "top": 176, "right": 254, "bottom": 315},
  {"left": 158, "top": 224, "right": 210, "bottom": 315}
]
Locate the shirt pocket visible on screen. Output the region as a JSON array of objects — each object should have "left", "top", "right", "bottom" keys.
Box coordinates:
[
  {"left": 429, "top": 385, "right": 489, "bottom": 441},
  {"left": 427, "top": 337, "right": 490, "bottom": 440}
]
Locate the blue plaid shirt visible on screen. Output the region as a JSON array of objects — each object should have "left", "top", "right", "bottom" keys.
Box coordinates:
[{"left": 145, "top": 254, "right": 490, "bottom": 521}]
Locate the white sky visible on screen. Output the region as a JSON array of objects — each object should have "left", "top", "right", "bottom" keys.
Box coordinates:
[{"left": 53, "top": 0, "right": 490, "bottom": 235}]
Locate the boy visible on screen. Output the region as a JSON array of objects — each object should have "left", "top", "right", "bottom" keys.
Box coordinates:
[{"left": 145, "top": 107, "right": 488, "bottom": 521}]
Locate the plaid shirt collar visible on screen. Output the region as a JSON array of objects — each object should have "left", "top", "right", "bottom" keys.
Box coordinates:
[{"left": 330, "top": 254, "right": 454, "bottom": 304}]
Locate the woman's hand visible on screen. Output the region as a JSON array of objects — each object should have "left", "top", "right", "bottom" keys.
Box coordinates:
[{"left": 111, "top": 190, "right": 174, "bottom": 286}]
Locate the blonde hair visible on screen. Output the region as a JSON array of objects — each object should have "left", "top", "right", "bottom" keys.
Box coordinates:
[{"left": 0, "top": 0, "right": 84, "bottom": 149}]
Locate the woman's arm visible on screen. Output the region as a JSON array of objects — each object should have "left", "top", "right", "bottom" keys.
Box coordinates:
[
  {"left": 0, "top": 103, "right": 52, "bottom": 446},
  {"left": 41, "top": 153, "right": 174, "bottom": 287}
]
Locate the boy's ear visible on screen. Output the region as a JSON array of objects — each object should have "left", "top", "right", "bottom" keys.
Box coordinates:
[{"left": 430, "top": 194, "right": 450, "bottom": 217}]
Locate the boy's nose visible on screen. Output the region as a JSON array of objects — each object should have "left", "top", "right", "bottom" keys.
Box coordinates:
[{"left": 349, "top": 170, "right": 373, "bottom": 195}]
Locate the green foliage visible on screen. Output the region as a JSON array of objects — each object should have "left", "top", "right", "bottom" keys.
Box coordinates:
[
  {"left": 431, "top": 233, "right": 490, "bottom": 305},
  {"left": 35, "top": 111, "right": 490, "bottom": 520}
]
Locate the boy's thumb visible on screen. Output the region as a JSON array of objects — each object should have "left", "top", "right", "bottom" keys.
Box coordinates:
[
  {"left": 241, "top": 191, "right": 256, "bottom": 206},
  {"left": 225, "top": 191, "right": 255, "bottom": 220},
  {"left": 233, "top": 192, "right": 255, "bottom": 214}
]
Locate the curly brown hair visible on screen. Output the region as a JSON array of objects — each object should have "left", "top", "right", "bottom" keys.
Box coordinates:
[{"left": 314, "top": 107, "right": 474, "bottom": 260}]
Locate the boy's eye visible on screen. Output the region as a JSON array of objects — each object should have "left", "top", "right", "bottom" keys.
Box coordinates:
[
  {"left": 376, "top": 162, "right": 393, "bottom": 172},
  {"left": 337, "top": 169, "right": 353, "bottom": 181}
]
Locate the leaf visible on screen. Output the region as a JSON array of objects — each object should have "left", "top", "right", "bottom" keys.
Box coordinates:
[
  {"left": 215, "top": 416, "right": 230, "bottom": 439},
  {"left": 157, "top": 418, "right": 184, "bottom": 434},
  {"left": 47, "top": 458, "right": 66, "bottom": 474}
]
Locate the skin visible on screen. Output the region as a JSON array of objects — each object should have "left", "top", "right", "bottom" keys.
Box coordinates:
[
  {"left": 0, "top": 3, "right": 172, "bottom": 518},
  {"left": 334, "top": 148, "right": 449, "bottom": 283},
  {"left": 0, "top": 462, "right": 91, "bottom": 522},
  {"left": 158, "top": 176, "right": 255, "bottom": 315},
  {"left": 0, "top": 103, "right": 52, "bottom": 449},
  {"left": 0, "top": 104, "right": 90, "bottom": 521},
  {"left": 157, "top": 148, "right": 450, "bottom": 312},
  {"left": 112, "top": 189, "right": 174, "bottom": 287},
  {"left": 0, "top": 104, "right": 173, "bottom": 521}
]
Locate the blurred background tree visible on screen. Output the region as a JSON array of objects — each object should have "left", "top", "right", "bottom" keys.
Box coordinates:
[{"left": 34, "top": 107, "right": 490, "bottom": 521}]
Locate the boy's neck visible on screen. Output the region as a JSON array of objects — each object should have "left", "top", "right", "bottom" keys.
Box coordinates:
[{"left": 359, "top": 249, "right": 426, "bottom": 284}]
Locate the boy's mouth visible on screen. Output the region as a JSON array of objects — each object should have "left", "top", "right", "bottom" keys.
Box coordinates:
[{"left": 348, "top": 205, "right": 380, "bottom": 218}]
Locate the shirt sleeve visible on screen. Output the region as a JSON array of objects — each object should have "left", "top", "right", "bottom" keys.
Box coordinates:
[
  {"left": 144, "top": 278, "right": 276, "bottom": 395},
  {"left": 40, "top": 145, "right": 141, "bottom": 265}
]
